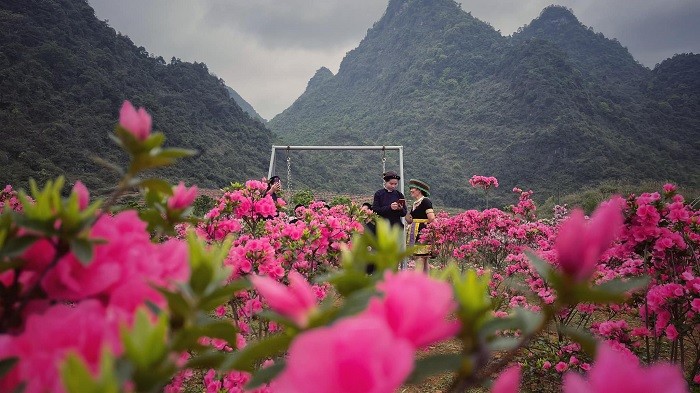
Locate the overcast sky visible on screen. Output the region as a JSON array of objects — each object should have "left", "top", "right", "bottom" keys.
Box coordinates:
[{"left": 88, "top": 0, "right": 700, "bottom": 120}]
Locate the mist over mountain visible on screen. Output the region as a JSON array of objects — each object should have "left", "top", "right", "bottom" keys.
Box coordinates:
[
  {"left": 0, "top": 0, "right": 273, "bottom": 194},
  {"left": 269, "top": 0, "right": 699, "bottom": 207}
]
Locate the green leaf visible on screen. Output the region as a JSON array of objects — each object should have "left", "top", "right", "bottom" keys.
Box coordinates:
[
  {"left": 0, "top": 235, "right": 39, "bottom": 258},
  {"left": 558, "top": 325, "right": 598, "bottom": 356},
  {"left": 155, "top": 287, "right": 191, "bottom": 319},
  {"left": 245, "top": 360, "right": 285, "bottom": 390},
  {"left": 479, "top": 316, "right": 519, "bottom": 340},
  {"left": 487, "top": 336, "right": 520, "bottom": 351},
  {"left": 61, "top": 353, "right": 98, "bottom": 393},
  {"left": 70, "top": 238, "right": 94, "bottom": 265},
  {"left": 142, "top": 133, "right": 166, "bottom": 151},
  {"left": 157, "top": 148, "right": 197, "bottom": 159},
  {"left": 405, "top": 354, "right": 461, "bottom": 384},
  {"left": 223, "top": 334, "right": 293, "bottom": 372},
  {"left": 0, "top": 357, "right": 18, "bottom": 379},
  {"left": 185, "top": 350, "right": 229, "bottom": 369},
  {"left": 198, "top": 320, "right": 239, "bottom": 349},
  {"left": 514, "top": 307, "right": 544, "bottom": 335},
  {"left": 120, "top": 309, "right": 168, "bottom": 369},
  {"left": 91, "top": 155, "right": 125, "bottom": 175},
  {"left": 139, "top": 178, "right": 174, "bottom": 195},
  {"left": 577, "top": 276, "right": 650, "bottom": 304},
  {"left": 328, "top": 287, "right": 377, "bottom": 321},
  {"left": 524, "top": 250, "right": 552, "bottom": 280},
  {"left": 198, "top": 280, "right": 250, "bottom": 311},
  {"left": 60, "top": 350, "right": 119, "bottom": 393}
]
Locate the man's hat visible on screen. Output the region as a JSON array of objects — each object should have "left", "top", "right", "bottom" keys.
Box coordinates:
[
  {"left": 383, "top": 171, "right": 401, "bottom": 181},
  {"left": 408, "top": 179, "right": 430, "bottom": 196}
]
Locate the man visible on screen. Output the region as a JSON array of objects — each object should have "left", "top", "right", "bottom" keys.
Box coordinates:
[
  {"left": 360, "top": 202, "right": 376, "bottom": 235},
  {"left": 372, "top": 171, "right": 407, "bottom": 228}
]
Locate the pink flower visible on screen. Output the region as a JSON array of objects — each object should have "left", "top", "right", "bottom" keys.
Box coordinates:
[
  {"left": 563, "top": 342, "right": 687, "bottom": 393},
  {"left": 543, "top": 361, "right": 552, "bottom": 370},
  {"left": 119, "top": 100, "right": 152, "bottom": 140},
  {"left": 554, "top": 198, "right": 624, "bottom": 281},
  {"left": 663, "top": 183, "right": 677, "bottom": 194},
  {"left": 41, "top": 212, "right": 189, "bottom": 309},
  {"left": 556, "top": 362, "right": 569, "bottom": 372},
  {"left": 364, "top": 270, "right": 460, "bottom": 348},
  {"left": 0, "top": 301, "right": 121, "bottom": 393},
  {"left": 665, "top": 324, "right": 679, "bottom": 341},
  {"left": 691, "top": 299, "right": 700, "bottom": 313},
  {"left": 251, "top": 271, "right": 317, "bottom": 327},
  {"left": 72, "top": 181, "right": 89, "bottom": 210},
  {"left": 273, "top": 315, "right": 414, "bottom": 393},
  {"left": 168, "top": 182, "right": 198, "bottom": 210},
  {"left": 492, "top": 365, "right": 521, "bottom": 393}
]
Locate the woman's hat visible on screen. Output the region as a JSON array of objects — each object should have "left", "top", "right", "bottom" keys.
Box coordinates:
[
  {"left": 383, "top": 171, "right": 401, "bottom": 181},
  {"left": 408, "top": 179, "right": 430, "bottom": 196}
]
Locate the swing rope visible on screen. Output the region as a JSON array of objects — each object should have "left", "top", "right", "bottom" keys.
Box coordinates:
[
  {"left": 381, "top": 146, "right": 387, "bottom": 187},
  {"left": 286, "top": 147, "right": 292, "bottom": 197}
]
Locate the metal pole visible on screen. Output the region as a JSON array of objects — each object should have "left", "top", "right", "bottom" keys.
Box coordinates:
[
  {"left": 398, "top": 146, "right": 404, "bottom": 195},
  {"left": 398, "top": 146, "right": 407, "bottom": 270},
  {"left": 267, "top": 147, "right": 276, "bottom": 179},
  {"left": 271, "top": 145, "right": 403, "bottom": 151}
]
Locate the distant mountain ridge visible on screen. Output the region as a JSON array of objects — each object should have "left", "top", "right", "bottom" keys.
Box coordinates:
[
  {"left": 269, "top": 0, "right": 699, "bottom": 208},
  {"left": 226, "top": 86, "right": 266, "bottom": 123},
  {"left": 0, "top": 0, "right": 274, "bottom": 193}
]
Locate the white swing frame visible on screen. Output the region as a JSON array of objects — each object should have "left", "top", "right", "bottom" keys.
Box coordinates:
[
  {"left": 267, "top": 145, "right": 405, "bottom": 195},
  {"left": 267, "top": 145, "right": 408, "bottom": 268}
]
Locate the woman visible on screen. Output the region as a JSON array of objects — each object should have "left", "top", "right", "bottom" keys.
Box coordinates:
[
  {"left": 266, "top": 176, "right": 281, "bottom": 203},
  {"left": 405, "top": 179, "right": 435, "bottom": 273},
  {"left": 372, "top": 171, "right": 407, "bottom": 228}
]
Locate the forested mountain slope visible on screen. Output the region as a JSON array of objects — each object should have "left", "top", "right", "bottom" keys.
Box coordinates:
[
  {"left": 269, "top": 0, "right": 699, "bottom": 207},
  {"left": 0, "top": 0, "right": 273, "bottom": 193}
]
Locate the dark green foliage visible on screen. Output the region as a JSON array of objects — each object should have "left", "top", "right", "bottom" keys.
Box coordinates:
[
  {"left": 268, "top": 1, "right": 700, "bottom": 209},
  {"left": 192, "top": 195, "right": 216, "bottom": 217},
  {"left": 0, "top": 0, "right": 274, "bottom": 195},
  {"left": 330, "top": 196, "right": 352, "bottom": 207},
  {"left": 290, "top": 189, "right": 315, "bottom": 207}
]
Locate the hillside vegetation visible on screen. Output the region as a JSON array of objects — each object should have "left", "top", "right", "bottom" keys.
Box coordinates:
[{"left": 0, "top": 0, "right": 273, "bottom": 194}]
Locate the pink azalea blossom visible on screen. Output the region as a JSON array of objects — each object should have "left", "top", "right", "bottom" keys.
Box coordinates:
[
  {"left": 0, "top": 301, "right": 121, "bottom": 393},
  {"left": 72, "top": 181, "right": 89, "bottom": 210},
  {"left": 364, "top": 270, "right": 460, "bottom": 348},
  {"left": 492, "top": 365, "right": 521, "bottom": 393},
  {"left": 691, "top": 299, "right": 700, "bottom": 313},
  {"left": 554, "top": 198, "right": 624, "bottom": 281},
  {"left": 665, "top": 324, "right": 679, "bottom": 341},
  {"left": 168, "top": 182, "right": 198, "bottom": 210},
  {"left": 119, "top": 100, "right": 152, "bottom": 140},
  {"left": 41, "top": 212, "right": 189, "bottom": 310},
  {"left": 563, "top": 342, "right": 687, "bottom": 393},
  {"left": 663, "top": 183, "right": 677, "bottom": 194},
  {"left": 251, "top": 271, "right": 317, "bottom": 327},
  {"left": 274, "top": 315, "right": 414, "bottom": 393}
]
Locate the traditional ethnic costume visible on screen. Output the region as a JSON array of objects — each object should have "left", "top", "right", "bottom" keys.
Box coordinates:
[
  {"left": 372, "top": 171, "right": 407, "bottom": 228},
  {"left": 406, "top": 179, "right": 434, "bottom": 257}
]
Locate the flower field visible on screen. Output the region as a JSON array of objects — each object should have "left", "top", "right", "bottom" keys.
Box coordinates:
[{"left": 0, "top": 102, "right": 697, "bottom": 392}]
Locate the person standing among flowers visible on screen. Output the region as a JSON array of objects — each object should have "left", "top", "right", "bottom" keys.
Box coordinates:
[
  {"left": 372, "top": 171, "right": 407, "bottom": 228},
  {"left": 405, "top": 179, "right": 435, "bottom": 273},
  {"left": 265, "top": 176, "right": 281, "bottom": 203}
]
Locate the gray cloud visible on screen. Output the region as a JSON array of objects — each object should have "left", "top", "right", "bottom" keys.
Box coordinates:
[
  {"left": 202, "top": 0, "right": 387, "bottom": 50},
  {"left": 88, "top": 0, "right": 700, "bottom": 119}
]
